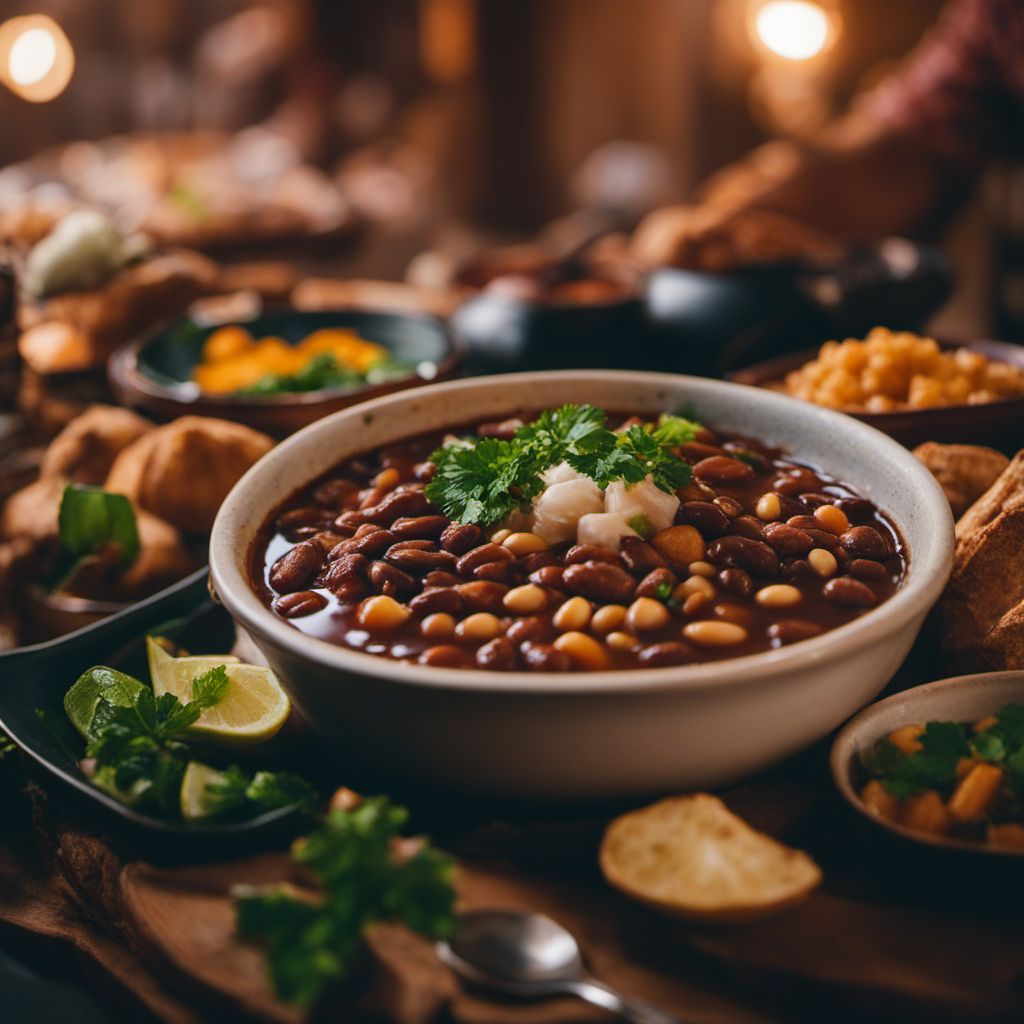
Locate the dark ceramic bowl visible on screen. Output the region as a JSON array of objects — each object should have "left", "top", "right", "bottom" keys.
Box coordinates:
[
  {"left": 109, "top": 308, "right": 462, "bottom": 436},
  {"left": 731, "top": 338, "right": 1024, "bottom": 449},
  {"left": 0, "top": 568, "right": 304, "bottom": 859},
  {"left": 831, "top": 671, "right": 1024, "bottom": 891},
  {"left": 644, "top": 239, "right": 953, "bottom": 377}
]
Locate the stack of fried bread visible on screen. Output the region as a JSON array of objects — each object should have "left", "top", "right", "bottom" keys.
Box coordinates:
[{"left": 915, "top": 442, "right": 1024, "bottom": 671}]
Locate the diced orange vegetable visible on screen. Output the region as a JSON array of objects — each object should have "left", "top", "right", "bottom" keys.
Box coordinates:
[
  {"left": 860, "top": 779, "right": 899, "bottom": 821},
  {"left": 888, "top": 724, "right": 924, "bottom": 755},
  {"left": 898, "top": 790, "right": 950, "bottom": 837},
  {"left": 955, "top": 756, "right": 977, "bottom": 781},
  {"left": 987, "top": 823, "right": 1024, "bottom": 850},
  {"left": 947, "top": 762, "right": 1003, "bottom": 825},
  {"left": 972, "top": 715, "right": 998, "bottom": 734},
  {"left": 202, "top": 325, "right": 252, "bottom": 362}
]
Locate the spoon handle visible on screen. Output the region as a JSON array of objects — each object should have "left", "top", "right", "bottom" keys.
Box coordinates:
[{"left": 568, "top": 977, "right": 685, "bottom": 1024}]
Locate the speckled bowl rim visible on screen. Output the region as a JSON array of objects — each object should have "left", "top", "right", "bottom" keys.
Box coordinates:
[
  {"left": 830, "top": 671, "right": 1024, "bottom": 858},
  {"left": 210, "top": 370, "right": 954, "bottom": 695}
]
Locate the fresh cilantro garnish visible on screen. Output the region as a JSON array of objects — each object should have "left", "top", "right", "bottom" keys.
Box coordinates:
[
  {"left": 54, "top": 485, "right": 140, "bottom": 587},
  {"left": 651, "top": 413, "right": 702, "bottom": 447},
  {"left": 864, "top": 721, "right": 969, "bottom": 800},
  {"left": 234, "top": 795, "right": 455, "bottom": 1006},
  {"left": 204, "top": 766, "right": 319, "bottom": 816},
  {"left": 627, "top": 512, "right": 654, "bottom": 539},
  {"left": 425, "top": 404, "right": 698, "bottom": 526}
]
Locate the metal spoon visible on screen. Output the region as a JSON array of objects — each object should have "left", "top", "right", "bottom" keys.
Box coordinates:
[{"left": 438, "top": 909, "right": 684, "bottom": 1024}]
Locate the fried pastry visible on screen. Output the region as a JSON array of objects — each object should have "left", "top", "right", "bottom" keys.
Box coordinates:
[
  {"left": 40, "top": 405, "right": 154, "bottom": 485},
  {"left": 941, "top": 452, "right": 1024, "bottom": 671},
  {"left": 913, "top": 442, "right": 1010, "bottom": 517},
  {"left": 105, "top": 416, "right": 273, "bottom": 535}
]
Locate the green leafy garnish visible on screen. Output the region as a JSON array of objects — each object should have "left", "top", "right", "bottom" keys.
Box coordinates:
[
  {"left": 234, "top": 796, "right": 455, "bottom": 1006},
  {"left": 239, "top": 353, "right": 412, "bottom": 396},
  {"left": 626, "top": 512, "right": 654, "bottom": 539},
  {"left": 204, "top": 766, "right": 319, "bottom": 816},
  {"left": 56, "top": 484, "right": 139, "bottom": 578},
  {"left": 425, "top": 404, "right": 698, "bottom": 526},
  {"left": 864, "top": 721, "right": 969, "bottom": 800}
]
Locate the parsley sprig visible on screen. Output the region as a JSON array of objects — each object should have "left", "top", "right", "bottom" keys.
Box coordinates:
[
  {"left": 425, "top": 405, "right": 700, "bottom": 526},
  {"left": 234, "top": 795, "right": 455, "bottom": 1006}
]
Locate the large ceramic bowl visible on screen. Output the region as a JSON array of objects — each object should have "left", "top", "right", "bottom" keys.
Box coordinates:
[{"left": 209, "top": 371, "right": 954, "bottom": 799}]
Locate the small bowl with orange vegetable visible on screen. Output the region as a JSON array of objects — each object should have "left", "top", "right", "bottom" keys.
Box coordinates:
[
  {"left": 109, "top": 308, "right": 461, "bottom": 436},
  {"left": 831, "top": 671, "right": 1024, "bottom": 880}
]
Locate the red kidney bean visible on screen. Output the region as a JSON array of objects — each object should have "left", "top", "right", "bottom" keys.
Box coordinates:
[
  {"left": 456, "top": 581, "right": 509, "bottom": 614},
  {"left": 276, "top": 506, "right": 333, "bottom": 537},
  {"left": 562, "top": 561, "right": 637, "bottom": 604},
  {"left": 529, "top": 565, "right": 565, "bottom": 589},
  {"left": 718, "top": 567, "right": 752, "bottom": 597},
  {"left": 456, "top": 543, "right": 514, "bottom": 575},
  {"left": 313, "top": 478, "right": 360, "bottom": 509},
  {"left": 781, "top": 559, "right": 814, "bottom": 583},
  {"left": 847, "top": 558, "right": 887, "bottom": 580},
  {"left": 768, "top": 620, "right": 824, "bottom": 645},
  {"left": 693, "top": 455, "right": 755, "bottom": 485},
  {"left": 731, "top": 515, "right": 765, "bottom": 541},
  {"left": 386, "top": 539, "right": 435, "bottom": 552},
  {"left": 675, "top": 501, "right": 730, "bottom": 537},
  {"left": 409, "top": 587, "right": 465, "bottom": 617},
  {"left": 638, "top": 641, "right": 693, "bottom": 667},
  {"left": 798, "top": 492, "right": 834, "bottom": 510},
  {"left": 368, "top": 560, "right": 417, "bottom": 598},
  {"left": 840, "top": 526, "right": 891, "bottom": 560},
  {"left": 363, "top": 488, "right": 436, "bottom": 525},
  {"left": 310, "top": 531, "right": 345, "bottom": 555},
  {"left": 440, "top": 522, "right": 482, "bottom": 554},
  {"left": 762, "top": 522, "right": 814, "bottom": 556},
  {"left": 424, "top": 570, "right": 461, "bottom": 588},
  {"left": 419, "top": 645, "right": 473, "bottom": 668},
  {"left": 707, "top": 536, "right": 778, "bottom": 577},
  {"left": 620, "top": 537, "right": 667, "bottom": 576},
  {"left": 344, "top": 528, "right": 398, "bottom": 559},
  {"left": 635, "top": 567, "right": 678, "bottom": 599},
  {"left": 318, "top": 552, "right": 369, "bottom": 591},
  {"left": 507, "top": 616, "right": 554, "bottom": 645},
  {"left": 269, "top": 542, "right": 323, "bottom": 593},
  {"left": 273, "top": 591, "right": 327, "bottom": 617},
  {"left": 835, "top": 496, "right": 876, "bottom": 520},
  {"left": 519, "top": 550, "right": 560, "bottom": 573},
  {"left": 474, "top": 560, "right": 517, "bottom": 583},
  {"left": 391, "top": 515, "right": 448, "bottom": 540},
  {"left": 678, "top": 441, "right": 727, "bottom": 462},
  {"left": 476, "top": 637, "right": 517, "bottom": 670},
  {"left": 713, "top": 495, "right": 743, "bottom": 517},
  {"left": 334, "top": 579, "right": 367, "bottom": 603},
  {"left": 334, "top": 509, "right": 368, "bottom": 532},
  {"left": 387, "top": 547, "right": 457, "bottom": 574},
  {"left": 823, "top": 576, "right": 876, "bottom": 607},
  {"left": 359, "top": 485, "right": 390, "bottom": 509},
  {"left": 712, "top": 602, "right": 754, "bottom": 628},
  {"left": 564, "top": 544, "right": 620, "bottom": 566},
  {"left": 521, "top": 642, "right": 571, "bottom": 672}
]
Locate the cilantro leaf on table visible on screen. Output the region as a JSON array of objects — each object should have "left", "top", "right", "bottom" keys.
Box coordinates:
[
  {"left": 864, "top": 721, "right": 969, "bottom": 800},
  {"left": 54, "top": 485, "right": 139, "bottom": 587},
  {"left": 426, "top": 404, "right": 698, "bottom": 526},
  {"left": 234, "top": 795, "right": 455, "bottom": 1007}
]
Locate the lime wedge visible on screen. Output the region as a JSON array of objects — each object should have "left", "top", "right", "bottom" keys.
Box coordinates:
[
  {"left": 64, "top": 666, "right": 145, "bottom": 739},
  {"left": 147, "top": 636, "right": 290, "bottom": 745},
  {"left": 180, "top": 761, "right": 228, "bottom": 821}
]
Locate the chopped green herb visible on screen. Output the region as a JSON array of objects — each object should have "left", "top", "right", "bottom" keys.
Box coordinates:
[
  {"left": 863, "top": 721, "right": 969, "bottom": 800},
  {"left": 203, "top": 766, "right": 319, "bottom": 816},
  {"left": 238, "top": 353, "right": 412, "bottom": 396},
  {"left": 235, "top": 796, "right": 455, "bottom": 1006},
  {"left": 627, "top": 512, "right": 654, "bottom": 539},
  {"left": 425, "top": 404, "right": 698, "bottom": 526}
]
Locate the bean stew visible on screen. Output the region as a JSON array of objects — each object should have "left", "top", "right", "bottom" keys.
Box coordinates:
[{"left": 252, "top": 406, "right": 907, "bottom": 672}]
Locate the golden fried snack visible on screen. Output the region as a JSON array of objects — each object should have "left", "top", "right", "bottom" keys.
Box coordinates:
[
  {"left": 913, "top": 442, "right": 1010, "bottom": 518},
  {"left": 599, "top": 794, "right": 821, "bottom": 922},
  {"left": 108, "top": 511, "right": 197, "bottom": 600},
  {"left": 105, "top": 416, "right": 273, "bottom": 535},
  {"left": 631, "top": 205, "right": 842, "bottom": 272},
  {"left": 941, "top": 452, "right": 1024, "bottom": 671},
  {"left": 0, "top": 476, "right": 63, "bottom": 545},
  {"left": 18, "top": 249, "right": 218, "bottom": 373},
  {"left": 40, "top": 405, "right": 154, "bottom": 485}
]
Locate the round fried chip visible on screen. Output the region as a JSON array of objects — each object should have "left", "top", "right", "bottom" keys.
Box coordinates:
[{"left": 599, "top": 794, "right": 821, "bottom": 922}]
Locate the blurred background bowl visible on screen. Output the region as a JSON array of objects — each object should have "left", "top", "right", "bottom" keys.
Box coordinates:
[
  {"left": 109, "top": 307, "right": 462, "bottom": 437},
  {"left": 731, "top": 337, "right": 1024, "bottom": 449}
]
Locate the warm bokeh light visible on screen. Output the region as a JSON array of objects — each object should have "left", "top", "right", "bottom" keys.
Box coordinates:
[
  {"left": 753, "top": 1, "right": 832, "bottom": 62},
  {"left": 0, "top": 15, "right": 74, "bottom": 102}
]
